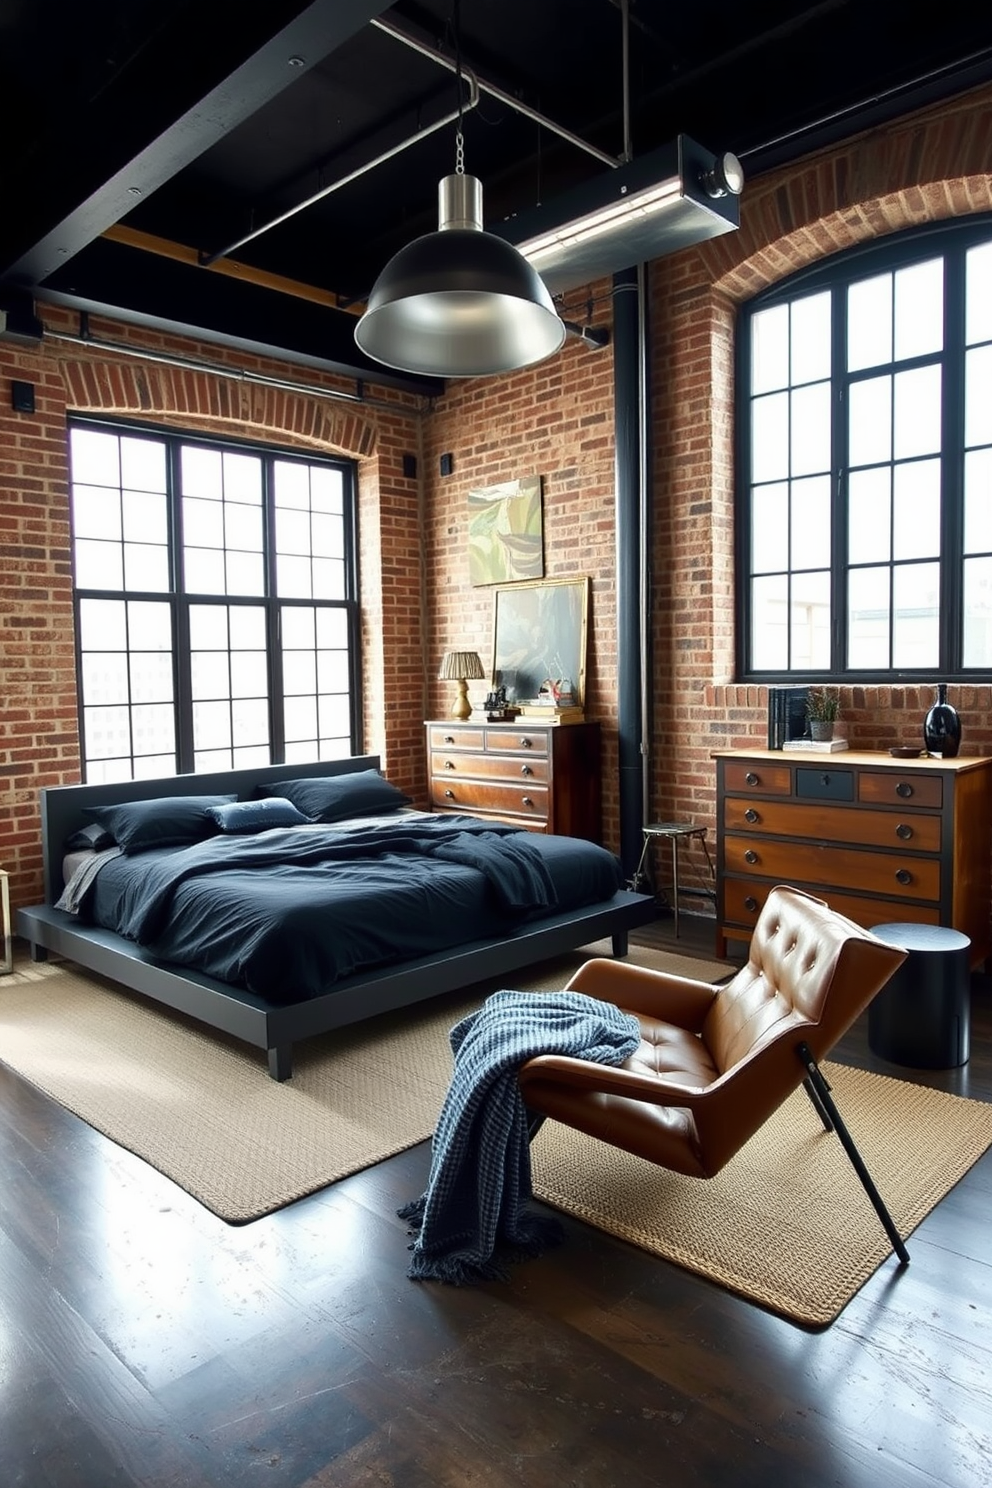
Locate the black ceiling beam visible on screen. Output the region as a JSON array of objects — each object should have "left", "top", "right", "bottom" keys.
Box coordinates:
[
  {"left": 0, "top": 0, "right": 392, "bottom": 288},
  {"left": 38, "top": 238, "right": 443, "bottom": 397}
]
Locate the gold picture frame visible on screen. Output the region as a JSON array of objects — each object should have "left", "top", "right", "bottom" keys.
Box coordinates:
[{"left": 491, "top": 577, "right": 589, "bottom": 706}]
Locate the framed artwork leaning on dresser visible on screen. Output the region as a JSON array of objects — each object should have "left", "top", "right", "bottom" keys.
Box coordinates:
[{"left": 491, "top": 577, "right": 589, "bottom": 708}]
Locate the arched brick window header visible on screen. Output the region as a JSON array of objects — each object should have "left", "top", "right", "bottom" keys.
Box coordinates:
[{"left": 59, "top": 356, "right": 377, "bottom": 458}]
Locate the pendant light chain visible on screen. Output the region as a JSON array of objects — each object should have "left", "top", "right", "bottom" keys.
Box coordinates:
[{"left": 453, "top": 0, "right": 465, "bottom": 175}]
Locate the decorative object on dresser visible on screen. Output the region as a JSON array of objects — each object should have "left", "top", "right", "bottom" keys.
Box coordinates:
[
  {"left": 767, "top": 685, "right": 809, "bottom": 749},
  {"left": 491, "top": 577, "right": 588, "bottom": 709},
  {"left": 426, "top": 718, "right": 602, "bottom": 840},
  {"left": 805, "top": 685, "right": 840, "bottom": 742},
  {"left": 438, "top": 650, "right": 486, "bottom": 720},
  {"left": 712, "top": 749, "right": 992, "bottom": 965},
  {"left": 922, "top": 682, "right": 962, "bottom": 758}
]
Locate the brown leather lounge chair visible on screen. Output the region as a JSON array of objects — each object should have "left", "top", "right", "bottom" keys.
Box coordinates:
[{"left": 520, "top": 884, "right": 912, "bottom": 1264}]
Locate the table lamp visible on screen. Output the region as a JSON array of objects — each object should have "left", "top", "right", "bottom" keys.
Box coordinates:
[{"left": 438, "top": 650, "right": 485, "bottom": 720}]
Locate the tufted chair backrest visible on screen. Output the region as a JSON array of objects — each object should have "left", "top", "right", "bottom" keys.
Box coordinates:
[{"left": 703, "top": 886, "right": 904, "bottom": 1076}]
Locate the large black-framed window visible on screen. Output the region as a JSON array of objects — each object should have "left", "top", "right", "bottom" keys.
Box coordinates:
[
  {"left": 68, "top": 418, "right": 361, "bottom": 782},
  {"left": 737, "top": 215, "right": 992, "bottom": 682}
]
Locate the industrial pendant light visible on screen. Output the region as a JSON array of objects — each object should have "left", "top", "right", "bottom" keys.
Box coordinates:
[
  {"left": 354, "top": 172, "right": 565, "bottom": 377},
  {"left": 354, "top": 8, "right": 564, "bottom": 378}
]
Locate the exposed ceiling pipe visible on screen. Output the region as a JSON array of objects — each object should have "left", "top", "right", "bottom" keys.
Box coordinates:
[
  {"left": 203, "top": 16, "right": 619, "bottom": 269},
  {"left": 372, "top": 17, "right": 618, "bottom": 172}
]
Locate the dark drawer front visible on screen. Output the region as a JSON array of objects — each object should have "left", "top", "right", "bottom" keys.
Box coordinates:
[
  {"left": 431, "top": 751, "right": 549, "bottom": 785},
  {"left": 795, "top": 767, "right": 854, "bottom": 801}
]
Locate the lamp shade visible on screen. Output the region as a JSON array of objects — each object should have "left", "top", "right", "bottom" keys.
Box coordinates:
[
  {"left": 438, "top": 650, "right": 485, "bottom": 681},
  {"left": 438, "top": 649, "right": 485, "bottom": 721},
  {"left": 355, "top": 175, "right": 565, "bottom": 378}
]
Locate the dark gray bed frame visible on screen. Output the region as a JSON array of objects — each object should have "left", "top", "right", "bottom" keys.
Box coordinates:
[{"left": 16, "top": 756, "right": 656, "bottom": 1079}]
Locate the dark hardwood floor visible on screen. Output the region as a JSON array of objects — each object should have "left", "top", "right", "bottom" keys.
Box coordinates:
[{"left": 2, "top": 912, "right": 990, "bottom": 1488}]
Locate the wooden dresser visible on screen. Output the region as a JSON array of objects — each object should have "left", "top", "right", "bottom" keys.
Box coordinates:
[
  {"left": 713, "top": 748, "right": 992, "bottom": 968},
  {"left": 426, "top": 719, "right": 602, "bottom": 840}
]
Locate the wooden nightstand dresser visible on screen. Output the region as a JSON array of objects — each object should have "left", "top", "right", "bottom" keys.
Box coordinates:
[
  {"left": 426, "top": 719, "right": 602, "bottom": 840},
  {"left": 713, "top": 749, "right": 992, "bottom": 967}
]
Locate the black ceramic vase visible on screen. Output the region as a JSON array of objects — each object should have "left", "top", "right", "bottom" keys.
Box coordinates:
[{"left": 923, "top": 683, "right": 961, "bottom": 757}]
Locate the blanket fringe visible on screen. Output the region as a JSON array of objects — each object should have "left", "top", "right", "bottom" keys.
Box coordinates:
[{"left": 401, "top": 1209, "right": 565, "bottom": 1285}]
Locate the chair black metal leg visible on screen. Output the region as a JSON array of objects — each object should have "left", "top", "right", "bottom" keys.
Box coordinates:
[
  {"left": 802, "top": 1074, "right": 834, "bottom": 1133},
  {"left": 797, "top": 1043, "right": 910, "bottom": 1267}
]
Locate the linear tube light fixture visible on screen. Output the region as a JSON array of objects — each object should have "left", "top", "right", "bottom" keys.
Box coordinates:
[
  {"left": 522, "top": 177, "right": 684, "bottom": 263},
  {"left": 500, "top": 136, "right": 743, "bottom": 296}
]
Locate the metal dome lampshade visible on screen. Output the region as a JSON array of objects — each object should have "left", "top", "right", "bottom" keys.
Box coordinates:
[
  {"left": 355, "top": 173, "right": 565, "bottom": 378},
  {"left": 438, "top": 649, "right": 486, "bottom": 720}
]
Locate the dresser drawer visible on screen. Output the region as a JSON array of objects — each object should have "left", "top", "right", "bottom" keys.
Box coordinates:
[
  {"left": 722, "top": 836, "right": 940, "bottom": 901},
  {"left": 431, "top": 750, "right": 549, "bottom": 785},
  {"left": 858, "top": 770, "right": 943, "bottom": 809},
  {"left": 723, "top": 761, "right": 792, "bottom": 795},
  {"left": 722, "top": 797, "right": 942, "bottom": 852},
  {"left": 432, "top": 778, "right": 550, "bottom": 823},
  {"left": 484, "top": 727, "right": 550, "bottom": 758},
  {"left": 722, "top": 878, "right": 941, "bottom": 937},
  {"left": 795, "top": 766, "right": 854, "bottom": 801},
  {"left": 428, "top": 725, "right": 485, "bottom": 751}
]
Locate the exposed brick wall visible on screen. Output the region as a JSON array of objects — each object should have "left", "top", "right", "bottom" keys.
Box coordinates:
[{"left": 0, "top": 306, "right": 425, "bottom": 910}]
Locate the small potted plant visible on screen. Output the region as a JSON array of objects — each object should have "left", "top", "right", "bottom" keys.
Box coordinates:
[{"left": 806, "top": 686, "right": 840, "bottom": 741}]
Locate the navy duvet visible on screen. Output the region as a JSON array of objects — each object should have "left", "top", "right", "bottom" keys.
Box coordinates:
[{"left": 79, "top": 813, "right": 624, "bottom": 1002}]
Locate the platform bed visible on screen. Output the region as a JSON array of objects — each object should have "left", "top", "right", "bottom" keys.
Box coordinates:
[{"left": 17, "top": 756, "right": 656, "bottom": 1079}]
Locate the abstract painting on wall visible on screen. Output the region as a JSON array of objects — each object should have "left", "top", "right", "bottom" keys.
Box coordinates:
[{"left": 468, "top": 475, "right": 543, "bottom": 585}]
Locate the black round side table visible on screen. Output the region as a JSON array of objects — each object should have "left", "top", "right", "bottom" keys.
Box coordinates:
[{"left": 867, "top": 923, "right": 971, "bottom": 1069}]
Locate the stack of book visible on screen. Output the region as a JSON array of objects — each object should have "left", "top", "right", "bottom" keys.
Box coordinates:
[
  {"left": 516, "top": 703, "right": 586, "bottom": 724},
  {"left": 781, "top": 737, "right": 849, "bottom": 753}
]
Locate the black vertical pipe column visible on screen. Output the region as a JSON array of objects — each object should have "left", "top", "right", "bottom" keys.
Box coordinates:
[{"left": 613, "top": 265, "right": 648, "bottom": 882}]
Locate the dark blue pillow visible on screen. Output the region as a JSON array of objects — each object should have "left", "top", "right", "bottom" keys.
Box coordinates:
[
  {"left": 207, "top": 797, "right": 310, "bottom": 834},
  {"left": 64, "top": 821, "right": 116, "bottom": 853},
  {"left": 83, "top": 794, "right": 237, "bottom": 854},
  {"left": 267, "top": 770, "right": 411, "bottom": 824}
]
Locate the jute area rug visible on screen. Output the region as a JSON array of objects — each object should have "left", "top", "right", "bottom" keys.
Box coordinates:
[{"left": 3, "top": 943, "right": 991, "bottom": 1325}]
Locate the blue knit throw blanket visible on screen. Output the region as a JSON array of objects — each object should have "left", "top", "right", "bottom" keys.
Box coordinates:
[{"left": 398, "top": 989, "right": 642, "bottom": 1285}]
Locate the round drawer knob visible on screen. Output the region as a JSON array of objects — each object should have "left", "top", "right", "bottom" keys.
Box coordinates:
[
  {"left": 520, "top": 737, "right": 533, "bottom": 748},
  {"left": 745, "top": 772, "right": 759, "bottom": 786},
  {"left": 896, "top": 823, "right": 913, "bottom": 840},
  {"left": 444, "top": 789, "right": 455, "bottom": 799},
  {"left": 444, "top": 759, "right": 455, "bottom": 769},
  {"left": 895, "top": 868, "right": 912, "bottom": 885},
  {"left": 896, "top": 782, "right": 914, "bottom": 798},
  {"left": 744, "top": 808, "right": 759, "bottom": 824},
  {"left": 744, "top": 849, "right": 758, "bottom": 864},
  {"left": 744, "top": 896, "right": 758, "bottom": 913},
  {"left": 521, "top": 764, "right": 532, "bottom": 776},
  {"left": 443, "top": 735, "right": 455, "bottom": 744},
  {"left": 522, "top": 796, "right": 534, "bottom": 808}
]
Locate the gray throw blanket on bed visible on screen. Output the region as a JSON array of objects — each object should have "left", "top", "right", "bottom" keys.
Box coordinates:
[{"left": 398, "top": 989, "right": 641, "bottom": 1285}]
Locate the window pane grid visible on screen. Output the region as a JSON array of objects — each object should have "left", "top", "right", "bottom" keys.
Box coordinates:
[
  {"left": 742, "top": 222, "right": 992, "bottom": 678},
  {"left": 70, "top": 423, "right": 358, "bottom": 780}
]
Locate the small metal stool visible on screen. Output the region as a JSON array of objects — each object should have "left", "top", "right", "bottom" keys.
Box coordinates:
[{"left": 633, "top": 822, "right": 715, "bottom": 937}]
